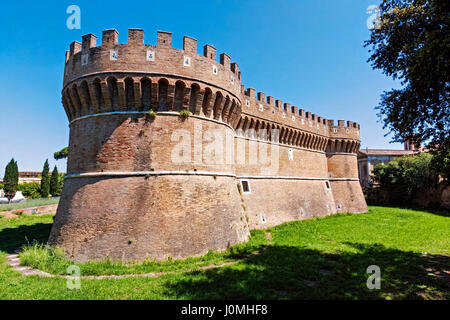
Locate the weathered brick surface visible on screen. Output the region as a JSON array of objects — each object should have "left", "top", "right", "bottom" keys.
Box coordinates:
[
  {"left": 50, "top": 29, "right": 368, "bottom": 262},
  {"left": 50, "top": 175, "right": 247, "bottom": 262}
]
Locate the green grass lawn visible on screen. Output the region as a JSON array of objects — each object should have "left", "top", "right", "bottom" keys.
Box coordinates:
[
  {"left": 0, "top": 206, "right": 448, "bottom": 300},
  {"left": 0, "top": 197, "right": 60, "bottom": 212}
]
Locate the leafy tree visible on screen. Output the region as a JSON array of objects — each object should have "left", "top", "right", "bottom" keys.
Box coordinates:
[
  {"left": 40, "top": 159, "right": 50, "bottom": 198},
  {"left": 3, "top": 158, "right": 19, "bottom": 202},
  {"left": 430, "top": 148, "right": 450, "bottom": 180},
  {"left": 372, "top": 153, "right": 439, "bottom": 204},
  {"left": 50, "top": 166, "right": 62, "bottom": 196},
  {"left": 365, "top": 0, "right": 449, "bottom": 154},
  {"left": 54, "top": 147, "right": 68, "bottom": 160}
]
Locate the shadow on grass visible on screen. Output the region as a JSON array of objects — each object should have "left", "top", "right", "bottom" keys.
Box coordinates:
[
  {"left": 0, "top": 223, "right": 52, "bottom": 254},
  {"left": 163, "top": 243, "right": 450, "bottom": 300}
]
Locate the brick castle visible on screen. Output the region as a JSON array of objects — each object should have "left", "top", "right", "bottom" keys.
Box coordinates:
[{"left": 49, "top": 29, "right": 368, "bottom": 262}]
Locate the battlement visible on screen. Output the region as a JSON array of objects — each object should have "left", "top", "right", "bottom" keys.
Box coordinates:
[
  {"left": 239, "top": 86, "right": 359, "bottom": 140},
  {"left": 64, "top": 29, "right": 241, "bottom": 98},
  {"left": 62, "top": 28, "right": 361, "bottom": 147}
]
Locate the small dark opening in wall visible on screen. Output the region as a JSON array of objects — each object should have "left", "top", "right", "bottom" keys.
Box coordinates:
[
  {"left": 325, "top": 181, "right": 331, "bottom": 189},
  {"left": 241, "top": 180, "right": 250, "bottom": 193},
  {"left": 163, "top": 40, "right": 166, "bottom": 45}
]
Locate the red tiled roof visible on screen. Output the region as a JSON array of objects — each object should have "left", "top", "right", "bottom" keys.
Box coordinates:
[{"left": 358, "top": 149, "right": 418, "bottom": 156}]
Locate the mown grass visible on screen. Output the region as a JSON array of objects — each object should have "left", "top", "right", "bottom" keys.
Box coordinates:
[
  {"left": 19, "top": 230, "right": 268, "bottom": 276},
  {"left": 0, "top": 206, "right": 448, "bottom": 300},
  {"left": 0, "top": 197, "right": 60, "bottom": 212}
]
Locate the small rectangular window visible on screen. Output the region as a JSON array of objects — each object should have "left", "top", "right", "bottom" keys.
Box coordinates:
[
  {"left": 325, "top": 181, "right": 331, "bottom": 190},
  {"left": 240, "top": 180, "right": 251, "bottom": 193}
]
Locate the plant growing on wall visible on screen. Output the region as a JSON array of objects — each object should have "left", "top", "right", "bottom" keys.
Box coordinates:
[
  {"left": 179, "top": 109, "right": 190, "bottom": 120},
  {"left": 146, "top": 110, "right": 157, "bottom": 121},
  {"left": 54, "top": 146, "right": 68, "bottom": 160},
  {"left": 3, "top": 158, "right": 19, "bottom": 202}
]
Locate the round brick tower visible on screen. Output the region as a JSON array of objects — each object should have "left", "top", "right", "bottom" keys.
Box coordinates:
[
  {"left": 325, "top": 120, "right": 368, "bottom": 213},
  {"left": 49, "top": 29, "right": 250, "bottom": 262}
]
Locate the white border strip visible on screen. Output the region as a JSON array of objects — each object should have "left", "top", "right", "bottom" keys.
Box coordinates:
[
  {"left": 64, "top": 171, "right": 358, "bottom": 182},
  {"left": 326, "top": 152, "right": 358, "bottom": 156},
  {"left": 65, "top": 170, "right": 236, "bottom": 179}
]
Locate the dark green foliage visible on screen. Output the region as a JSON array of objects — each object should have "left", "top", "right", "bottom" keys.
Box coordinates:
[
  {"left": 372, "top": 153, "right": 439, "bottom": 204},
  {"left": 430, "top": 148, "right": 450, "bottom": 181},
  {"left": 3, "top": 158, "right": 19, "bottom": 202},
  {"left": 365, "top": 0, "right": 449, "bottom": 155},
  {"left": 40, "top": 159, "right": 50, "bottom": 198},
  {"left": 58, "top": 173, "right": 65, "bottom": 193},
  {"left": 53, "top": 147, "right": 68, "bottom": 160},
  {"left": 50, "top": 166, "right": 62, "bottom": 196},
  {"left": 17, "top": 183, "right": 42, "bottom": 199}
]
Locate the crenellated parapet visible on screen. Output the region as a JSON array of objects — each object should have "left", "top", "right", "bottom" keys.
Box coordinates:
[
  {"left": 233, "top": 86, "right": 361, "bottom": 153},
  {"left": 64, "top": 29, "right": 241, "bottom": 93},
  {"left": 325, "top": 120, "right": 361, "bottom": 154},
  {"left": 240, "top": 87, "right": 329, "bottom": 136},
  {"left": 62, "top": 29, "right": 242, "bottom": 127}
]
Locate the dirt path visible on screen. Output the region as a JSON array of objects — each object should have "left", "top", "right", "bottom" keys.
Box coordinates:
[
  {"left": 0, "top": 204, "right": 57, "bottom": 219},
  {"left": 5, "top": 250, "right": 255, "bottom": 279}
]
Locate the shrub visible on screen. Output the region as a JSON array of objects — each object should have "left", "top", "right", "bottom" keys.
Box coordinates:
[{"left": 18, "top": 182, "right": 42, "bottom": 199}]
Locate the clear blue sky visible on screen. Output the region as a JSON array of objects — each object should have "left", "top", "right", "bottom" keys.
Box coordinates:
[{"left": 0, "top": 0, "right": 403, "bottom": 176}]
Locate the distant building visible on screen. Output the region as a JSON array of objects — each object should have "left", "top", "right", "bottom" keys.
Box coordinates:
[
  {"left": 358, "top": 140, "right": 420, "bottom": 187},
  {"left": 1, "top": 171, "right": 41, "bottom": 184},
  {"left": 0, "top": 171, "right": 66, "bottom": 185},
  {"left": 17, "top": 171, "right": 42, "bottom": 184}
]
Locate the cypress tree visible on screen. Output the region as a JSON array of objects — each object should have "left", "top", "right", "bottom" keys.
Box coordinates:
[
  {"left": 40, "top": 159, "right": 50, "bottom": 198},
  {"left": 3, "top": 158, "right": 19, "bottom": 202},
  {"left": 50, "top": 166, "right": 60, "bottom": 196}
]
